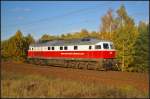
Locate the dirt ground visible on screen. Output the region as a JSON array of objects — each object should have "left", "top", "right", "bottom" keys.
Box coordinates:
[{"left": 1, "top": 61, "right": 149, "bottom": 93}]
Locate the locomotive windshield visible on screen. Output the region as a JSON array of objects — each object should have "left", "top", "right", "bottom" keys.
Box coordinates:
[{"left": 103, "top": 43, "right": 109, "bottom": 49}]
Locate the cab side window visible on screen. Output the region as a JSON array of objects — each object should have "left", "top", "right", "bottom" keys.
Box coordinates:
[{"left": 95, "top": 45, "right": 101, "bottom": 49}]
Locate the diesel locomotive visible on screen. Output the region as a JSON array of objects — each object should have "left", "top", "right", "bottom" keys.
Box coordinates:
[{"left": 27, "top": 38, "right": 119, "bottom": 70}]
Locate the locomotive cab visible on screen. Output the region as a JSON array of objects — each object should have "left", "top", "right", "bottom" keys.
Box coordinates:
[
  {"left": 94, "top": 41, "right": 116, "bottom": 59},
  {"left": 95, "top": 41, "right": 115, "bottom": 50},
  {"left": 94, "top": 41, "right": 117, "bottom": 70}
]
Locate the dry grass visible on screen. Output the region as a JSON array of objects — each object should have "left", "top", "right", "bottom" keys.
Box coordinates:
[{"left": 1, "top": 71, "right": 148, "bottom": 98}]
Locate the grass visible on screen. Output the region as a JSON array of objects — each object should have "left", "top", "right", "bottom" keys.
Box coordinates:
[{"left": 1, "top": 71, "right": 149, "bottom": 98}]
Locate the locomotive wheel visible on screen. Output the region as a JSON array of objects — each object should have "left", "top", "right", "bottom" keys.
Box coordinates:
[
  {"left": 44, "top": 59, "right": 48, "bottom": 66},
  {"left": 40, "top": 59, "right": 47, "bottom": 66},
  {"left": 83, "top": 62, "right": 88, "bottom": 70},
  {"left": 64, "top": 61, "right": 69, "bottom": 68},
  {"left": 71, "top": 61, "right": 76, "bottom": 69},
  {"left": 60, "top": 60, "right": 66, "bottom": 68},
  {"left": 94, "top": 62, "right": 101, "bottom": 70},
  {"left": 27, "top": 58, "right": 32, "bottom": 64},
  {"left": 39, "top": 59, "right": 44, "bottom": 65},
  {"left": 75, "top": 62, "right": 80, "bottom": 69},
  {"left": 87, "top": 62, "right": 96, "bottom": 70},
  {"left": 78, "top": 62, "right": 85, "bottom": 69},
  {"left": 78, "top": 62, "right": 82, "bottom": 69},
  {"left": 34, "top": 59, "right": 40, "bottom": 65},
  {"left": 30, "top": 59, "right": 34, "bottom": 64},
  {"left": 70, "top": 61, "right": 75, "bottom": 68},
  {"left": 67, "top": 61, "right": 72, "bottom": 68}
]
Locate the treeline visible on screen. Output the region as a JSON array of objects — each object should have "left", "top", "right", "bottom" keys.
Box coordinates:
[
  {"left": 1, "top": 31, "right": 35, "bottom": 61},
  {"left": 1, "top": 5, "right": 149, "bottom": 72}
]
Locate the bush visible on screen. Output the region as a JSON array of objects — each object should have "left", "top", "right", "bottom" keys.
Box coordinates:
[{"left": 1, "top": 71, "right": 148, "bottom": 98}]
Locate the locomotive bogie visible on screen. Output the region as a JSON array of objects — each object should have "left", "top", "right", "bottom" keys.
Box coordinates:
[{"left": 27, "top": 57, "right": 117, "bottom": 71}]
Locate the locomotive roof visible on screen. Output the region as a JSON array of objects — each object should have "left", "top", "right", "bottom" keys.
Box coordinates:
[{"left": 30, "top": 38, "right": 110, "bottom": 47}]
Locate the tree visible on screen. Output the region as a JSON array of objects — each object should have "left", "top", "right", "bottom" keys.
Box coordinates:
[
  {"left": 100, "top": 8, "right": 115, "bottom": 40},
  {"left": 1, "top": 30, "right": 24, "bottom": 60},
  {"left": 1, "top": 30, "right": 35, "bottom": 61},
  {"left": 14, "top": 30, "right": 24, "bottom": 57},
  {"left": 100, "top": 8, "right": 114, "bottom": 33},
  {"left": 131, "top": 21, "right": 149, "bottom": 72},
  {"left": 89, "top": 31, "right": 100, "bottom": 39},
  {"left": 64, "top": 33, "right": 73, "bottom": 39},
  {"left": 60, "top": 34, "right": 66, "bottom": 39},
  {"left": 72, "top": 32, "right": 82, "bottom": 39},
  {"left": 39, "top": 34, "right": 55, "bottom": 42},
  {"left": 1, "top": 40, "right": 10, "bottom": 58},
  {"left": 25, "top": 34, "right": 35, "bottom": 44},
  {"left": 99, "top": 5, "right": 139, "bottom": 71},
  {"left": 79, "top": 29, "right": 90, "bottom": 38},
  {"left": 22, "top": 34, "right": 35, "bottom": 58},
  {"left": 112, "top": 5, "right": 139, "bottom": 71}
]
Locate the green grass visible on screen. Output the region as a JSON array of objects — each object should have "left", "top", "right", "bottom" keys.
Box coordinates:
[{"left": 1, "top": 71, "right": 149, "bottom": 98}]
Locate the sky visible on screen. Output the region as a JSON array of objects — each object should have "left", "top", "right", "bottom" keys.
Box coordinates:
[{"left": 1, "top": 1, "right": 149, "bottom": 40}]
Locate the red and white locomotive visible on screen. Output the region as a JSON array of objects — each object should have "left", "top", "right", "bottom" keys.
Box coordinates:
[{"left": 27, "top": 38, "right": 118, "bottom": 70}]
